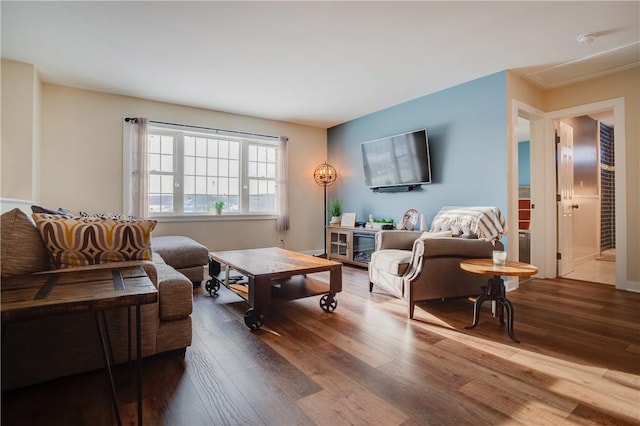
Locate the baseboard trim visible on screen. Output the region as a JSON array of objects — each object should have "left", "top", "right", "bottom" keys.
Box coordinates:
[{"left": 620, "top": 280, "right": 640, "bottom": 293}]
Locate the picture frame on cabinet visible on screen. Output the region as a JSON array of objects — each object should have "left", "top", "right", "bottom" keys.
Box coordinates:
[{"left": 341, "top": 212, "right": 356, "bottom": 227}]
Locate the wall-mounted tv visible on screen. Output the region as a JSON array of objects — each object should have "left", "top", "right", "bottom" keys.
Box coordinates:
[{"left": 361, "top": 129, "right": 431, "bottom": 191}]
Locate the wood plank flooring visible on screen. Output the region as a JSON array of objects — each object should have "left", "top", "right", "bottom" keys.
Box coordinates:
[{"left": 2, "top": 266, "right": 639, "bottom": 425}]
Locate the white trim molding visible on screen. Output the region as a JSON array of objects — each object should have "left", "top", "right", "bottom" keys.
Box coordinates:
[
  {"left": 509, "top": 100, "right": 547, "bottom": 288},
  {"left": 0, "top": 198, "right": 36, "bottom": 215}
]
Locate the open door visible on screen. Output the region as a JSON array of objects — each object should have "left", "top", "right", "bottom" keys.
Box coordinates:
[{"left": 557, "top": 121, "right": 576, "bottom": 276}]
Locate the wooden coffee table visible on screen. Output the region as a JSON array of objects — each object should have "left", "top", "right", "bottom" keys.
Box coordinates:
[
  {"left": 1, "top": 266, "right": 157, "bottom": 426},
  {"left": 460, "top": 259, "right": 538, "bottom": 343},
  {"left": 207, "top": 247, "right": 342, "bottom": 329}
]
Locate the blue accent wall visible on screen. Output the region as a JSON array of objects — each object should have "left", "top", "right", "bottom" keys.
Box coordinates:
[
  {"left": 518, "top": 141, "right": 531, "bottom": 186},
  {"left": 327, "top": 72, "right": 508, "bottom": 229}
]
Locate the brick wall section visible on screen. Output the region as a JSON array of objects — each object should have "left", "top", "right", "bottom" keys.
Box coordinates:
[{"left": 600, "top": 123, "right": 615, "bottom": 251}]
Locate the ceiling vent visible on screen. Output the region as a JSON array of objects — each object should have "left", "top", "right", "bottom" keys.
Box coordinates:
[{"left": 526, "top": 42, "right": 640, "bottom": 89}]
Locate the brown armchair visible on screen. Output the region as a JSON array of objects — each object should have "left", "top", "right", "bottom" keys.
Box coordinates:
[{"left": 369, "top": 230, "right": 503, "bottom": 318}]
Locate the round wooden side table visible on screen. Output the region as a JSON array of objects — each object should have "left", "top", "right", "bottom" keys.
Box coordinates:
[{"left": 460, "top": 259, "right": 538, "bottom": 343}]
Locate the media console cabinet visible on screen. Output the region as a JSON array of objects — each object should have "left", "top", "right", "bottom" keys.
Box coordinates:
[{"left": 326, "top": 226, "right": 378, "bottom": 267}]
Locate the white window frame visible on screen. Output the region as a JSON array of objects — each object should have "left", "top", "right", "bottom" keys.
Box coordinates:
[{"left": 125, "top": 121, "right": 280, "bottom": 219}]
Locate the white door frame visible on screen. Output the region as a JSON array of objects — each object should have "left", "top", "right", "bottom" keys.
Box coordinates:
[
  {"left": 544, "top": 98, "right": 629, "bottom": 291},
  {"left": 509, "top": 101, "right": 547, "bottom": 289}
]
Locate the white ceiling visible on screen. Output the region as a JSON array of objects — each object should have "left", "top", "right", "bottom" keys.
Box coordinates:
[{"left": 2, "top": 1, "right": 638, "bottom": 129}]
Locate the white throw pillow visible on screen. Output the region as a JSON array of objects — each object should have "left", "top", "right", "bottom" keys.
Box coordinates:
[{"left": 420, "top": 230, "right": 453, "bottom": 239}]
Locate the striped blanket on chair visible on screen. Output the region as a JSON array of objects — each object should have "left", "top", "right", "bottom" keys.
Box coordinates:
[{"left": 430, "top": 206, "right": 507, "bottom": 243}]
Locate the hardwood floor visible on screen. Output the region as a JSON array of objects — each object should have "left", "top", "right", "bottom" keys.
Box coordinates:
[{"left": 2, "top": 266, "right": 639, "bottom": 425}]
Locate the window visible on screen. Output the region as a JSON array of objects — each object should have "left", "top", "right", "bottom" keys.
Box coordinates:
[{"left": 148, "top": 124, "right": 278, "bottom": 216}]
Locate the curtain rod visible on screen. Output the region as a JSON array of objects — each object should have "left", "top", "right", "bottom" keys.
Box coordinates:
[{"left": 124, "top": 117, "right": 279, "bottom": 140}]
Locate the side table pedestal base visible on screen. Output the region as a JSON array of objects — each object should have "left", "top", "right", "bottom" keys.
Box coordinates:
[{"left": 465, "top": 276, "right": 519, "bottom": 343}]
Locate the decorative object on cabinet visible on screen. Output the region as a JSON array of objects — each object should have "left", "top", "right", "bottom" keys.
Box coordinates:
[
  {"left": 419, "top": 214, "right": 427, "bottom": 231},
  {"left": 340, "top": 212, "right": 356, "bottom": 227},
  {"left": 401, "top": 209, "right": 419, "bottom": 230},
  {"left": 369, "top": 218, "right": 395, "bottom": 229},
  {"left": 328, "top": 198, "right": 342, "bottom": 225}
]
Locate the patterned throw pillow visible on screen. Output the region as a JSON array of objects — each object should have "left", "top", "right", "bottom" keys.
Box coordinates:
[{"left": 32, "top": 213, "right": 157, "bottom": 268}]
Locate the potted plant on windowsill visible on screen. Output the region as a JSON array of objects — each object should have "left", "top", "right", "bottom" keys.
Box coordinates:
[
  {"left": 213, "top": 200, "right": 225, "bottom": 215},
  {"left": 328, "top": 199, "right": 342, "bottom": 226}
]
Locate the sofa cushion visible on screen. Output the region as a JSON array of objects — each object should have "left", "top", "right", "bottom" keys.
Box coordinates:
[
  {"left": 1, "top": 208, "right": 50, "bottom": 278},
  {"left": 155, "top": 262, "right": 193, "bottom": 320},
  {"left": 370, "top": 249, "right": 413, "bottom": 276},
  {"left": 32, "top": 213, "right": 157, "bottom": 268},
  {"left": 151, "top": 236, "right": 208, "bottom": 269}
]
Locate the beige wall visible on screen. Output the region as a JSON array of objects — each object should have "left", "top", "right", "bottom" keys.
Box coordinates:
[
  {"left": 506, "top": 72, "right": 545, "bottom": 112},
  {"left": 1, "top": 59, "right": 41, "bottom": 201},
  {"left": 38, "top": 84, "right": 327, "bottom": 253},
  {"left": 544, "top": 67, "right": 640, "bottom": 283}
]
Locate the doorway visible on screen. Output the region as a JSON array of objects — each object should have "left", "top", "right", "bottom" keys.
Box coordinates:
[
  {"left": 512, "top": 98, "right": 627, "bottom": 290},
  {"left": 545, "top": 98, "right": 627, "bottom": 290},
  {"left": 556, "top": 114, "right": 616, "bottom": 286},
  {"left": 510, "top": 101, "right": 546, "bottom": 290}
]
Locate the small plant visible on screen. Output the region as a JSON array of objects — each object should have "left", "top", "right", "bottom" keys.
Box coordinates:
[
  {"left": 213, "top": 200, "right": 225, "bottom": 211},
  {"left": 328, "top": 199, "right": 342, "bottom": 217},
  {"left": 373, "top": 218, "right": 395, "bottom": 224}
]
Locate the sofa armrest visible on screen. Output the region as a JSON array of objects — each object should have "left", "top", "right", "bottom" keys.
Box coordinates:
[
  {"left": 375, "top": 230, "right": 422, "bottom": 251},
  {"left": 33, "top": 260, "right": 159, "bottom": 287},
  {"left": 404, "top": 237, "right": 503, "bottom": 282}
]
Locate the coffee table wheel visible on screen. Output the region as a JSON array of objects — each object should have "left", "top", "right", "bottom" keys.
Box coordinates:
[
  {"left": 205, "top": 278, "right": 220, "bottom": 296},
  {"left": 319, "top": 293, "right": 338, "bottom": 313},
  {"left": 244, "top": 308, "right": 264, "bottom": 330}
]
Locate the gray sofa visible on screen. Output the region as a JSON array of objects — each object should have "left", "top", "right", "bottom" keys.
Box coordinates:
[
  {"left": 152, "top": 235, "right": 209, "bottom": 284},
  {"left": 0, "top": 208, "right": 205, "bottom": 390},
  {"left": 369, "top": 230, "right": 503, "bottom": 318}
]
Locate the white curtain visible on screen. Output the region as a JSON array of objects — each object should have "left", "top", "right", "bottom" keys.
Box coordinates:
[
  {"left": 124, "top": 118, "right": 149, "bottom": 219},
  {"left": 276, "top": 136, "right": 290, "bottom": 231}
]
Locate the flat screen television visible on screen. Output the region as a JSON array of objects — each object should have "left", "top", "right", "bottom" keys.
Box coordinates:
[{"left": 361, "top": 129, "right": 432, "bottom": 190}]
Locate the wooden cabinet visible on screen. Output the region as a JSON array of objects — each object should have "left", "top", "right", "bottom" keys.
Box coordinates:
[
  {"left": 327, "top": 228, "right": 351, "bottom": 263},
  {"left": 326, "top": 227, "right": 377, "bottom": 267}
]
